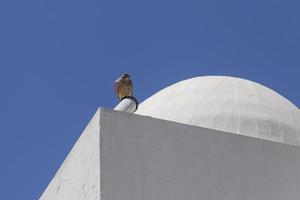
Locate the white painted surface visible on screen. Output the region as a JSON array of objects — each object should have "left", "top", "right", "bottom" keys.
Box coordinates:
[
  {"left": 100, "top": 109, "right": 300, "bottom": 200},
  {"left": 114, "top": 97, "right": 137, "bottom": 113},
  {"left": 41, "top": 109, "right": 300, "bottom": 200},
  {"left": 136, "top": 76, "right": 300, "bottom": 146},
  {"left": 40, "top": 109, "right": 101, "bottom": 200}
]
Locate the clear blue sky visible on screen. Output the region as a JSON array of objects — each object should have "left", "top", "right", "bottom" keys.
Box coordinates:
[{"left": 0, "top": 0, "right": 299, "bottom": 199}]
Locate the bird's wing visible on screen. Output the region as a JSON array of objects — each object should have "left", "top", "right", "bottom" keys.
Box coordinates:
[
  {"left": 128, "top": 79, "right": 133, "bottom": 95},
  {"left": 113, "top": 81, "right": 120, "bottom": 96}
]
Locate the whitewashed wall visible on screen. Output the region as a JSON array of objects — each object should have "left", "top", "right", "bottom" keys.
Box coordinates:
[
  {"left": 41, "top": 108, "right": 300, "bottom": 200},
  {"left": 101, "top": 109, "right": 300, "bottom": 200},
  {"left": 40, "top": 109, "right": 100, "bottom": 200}
]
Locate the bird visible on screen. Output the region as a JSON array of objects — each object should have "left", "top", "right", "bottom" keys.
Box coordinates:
[{"left": 114, "top": 73, "right": 133, "bottom": 101}]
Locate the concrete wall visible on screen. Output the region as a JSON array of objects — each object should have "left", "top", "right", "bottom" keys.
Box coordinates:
[
  {"left": 40, "top": 109, "right": 100, "bottom": 200},
  {"left": 41, "top": 108, "right": 300, "bottom": 200},
  {"left": 101, "top": 109, "right": 300, "bottom": 200}
]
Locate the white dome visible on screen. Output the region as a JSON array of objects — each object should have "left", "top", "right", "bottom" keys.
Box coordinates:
[{"left": 136, "top": 76, "right": 300, "bottom": 146}]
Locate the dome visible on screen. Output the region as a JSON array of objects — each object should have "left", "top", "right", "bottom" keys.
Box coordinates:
[{"left": 136, "top": 76, "right": 300, "bottom": 146}]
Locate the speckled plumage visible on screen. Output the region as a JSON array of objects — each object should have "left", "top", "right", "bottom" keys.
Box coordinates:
[{"left": 114, "top": 74, "right": 133, "bottom": 100}]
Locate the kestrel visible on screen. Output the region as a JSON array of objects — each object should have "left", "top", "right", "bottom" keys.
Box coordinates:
[{"left": 114, "top": 73, "right": 133, "bottom": 101}]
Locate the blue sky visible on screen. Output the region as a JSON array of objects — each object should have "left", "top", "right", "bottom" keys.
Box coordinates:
[{"left": 0, "top": 0, "right": 299, "bottom": 199}]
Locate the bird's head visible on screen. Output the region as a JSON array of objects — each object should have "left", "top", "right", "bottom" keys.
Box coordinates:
[{"left": 122, "top": 73, "right": 130, "bottom": 79}]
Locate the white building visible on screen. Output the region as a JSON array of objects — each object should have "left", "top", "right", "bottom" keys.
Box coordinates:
[{"left": 40, "top": 76, "right": 300, "bottom": 200}]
